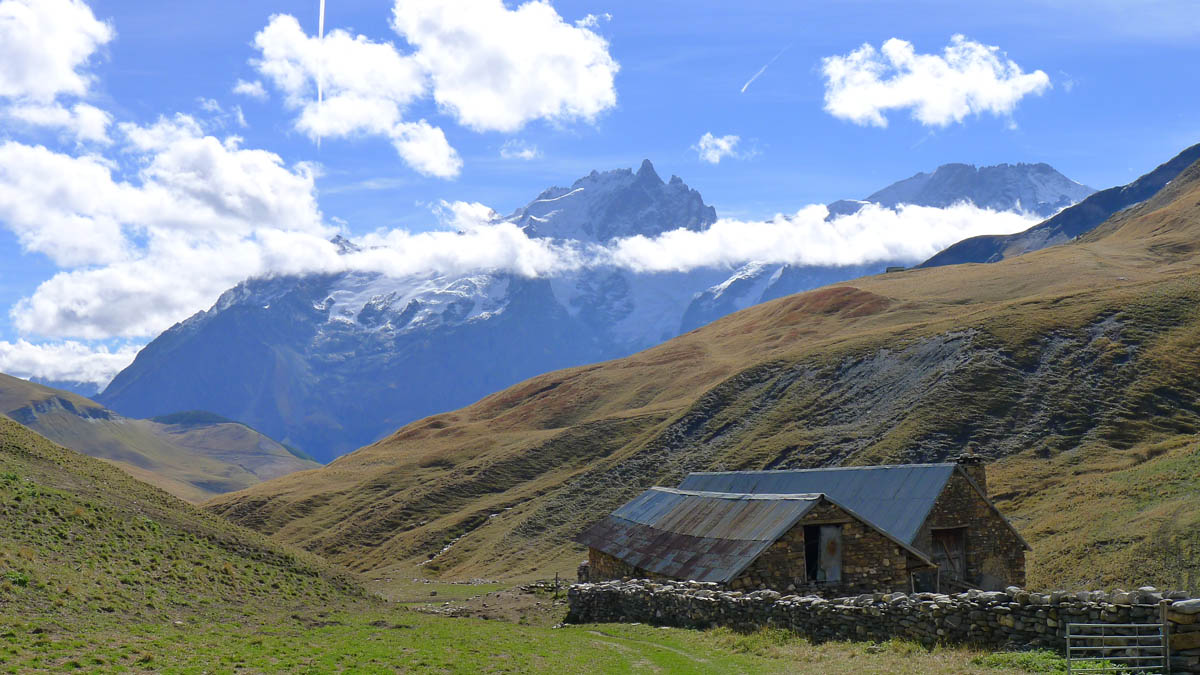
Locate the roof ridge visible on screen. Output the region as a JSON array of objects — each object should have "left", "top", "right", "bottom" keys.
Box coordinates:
[
  {"left": 649, "top": 486, "right": 823, "bottom": 501},
  {"left": 687, "top": 463, "right": 957, "bottom": 475}
]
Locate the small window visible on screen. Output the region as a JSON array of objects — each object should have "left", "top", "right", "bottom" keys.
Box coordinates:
[{"left": 804, "top": 524, "right": 843, "bottom": 582}]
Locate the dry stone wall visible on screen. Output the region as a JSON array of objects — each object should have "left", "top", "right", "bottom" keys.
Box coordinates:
[{"left": 567, "top": 579, "right": 1200, "bottom": 673}]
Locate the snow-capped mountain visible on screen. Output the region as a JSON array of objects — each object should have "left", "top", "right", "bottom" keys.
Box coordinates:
[
  {"left": 507, "top": 159, "right": 716, "bottom": 241},
  {"left": 98, "top": 162, "right": 729, "bottom": 460},
  {"left": 98, "top": 159, "right": 1094, "bottom": 461},
  {"left": 838, "top": 162, "right": 1093, "bottom": 218}
]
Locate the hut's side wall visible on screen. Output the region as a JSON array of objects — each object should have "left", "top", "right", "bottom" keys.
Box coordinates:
[{"left": 914, "top": 471, "right": 1026, "bottom": 590}]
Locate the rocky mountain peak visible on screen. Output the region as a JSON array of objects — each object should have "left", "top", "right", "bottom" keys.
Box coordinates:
[{"left": 505, "top": 160, "right": 717, "bottom": 242}]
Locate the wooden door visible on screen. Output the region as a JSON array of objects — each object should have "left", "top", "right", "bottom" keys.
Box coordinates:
[{"left": 932, "top": 528, "right": 966, "bottom": 587}]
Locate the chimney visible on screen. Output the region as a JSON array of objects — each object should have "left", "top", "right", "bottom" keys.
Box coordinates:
[{"left": 956, "top": 451, "right": 987, "bottom": 496}]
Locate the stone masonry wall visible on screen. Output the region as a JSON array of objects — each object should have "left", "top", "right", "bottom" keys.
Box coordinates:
[
  {"left": 587, "top": 548, "right": 665, "bottom": 582},
  {"left": 731, "top": 500, "right": 922, "bottom": 595},
  {"left": 567, "top": 579, "right": 1200, "bottom": 673},
  {"left": 916, "top": 471, "right": 1026, "bottom": 590}
]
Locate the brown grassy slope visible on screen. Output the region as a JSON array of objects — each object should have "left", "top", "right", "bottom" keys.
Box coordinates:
[
  {"left": 0, "top": 373, "right": 320, "bottom": 502},
  {"left": 208, "top": 158, "right": 1200, "bottom": 589},
  {"left": 0, "top": 416, "right": 359, "bottom": 622}
]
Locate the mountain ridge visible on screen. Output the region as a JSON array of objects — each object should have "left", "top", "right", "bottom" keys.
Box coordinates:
[{"left": 919, "top": 143, "right": 1200, "bottom": 268}]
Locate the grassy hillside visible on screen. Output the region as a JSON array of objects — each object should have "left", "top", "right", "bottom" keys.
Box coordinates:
[
  {"left": 0, "top": 416, "right": 358, "bottom": 626},
  {"left": 209, "top": 155, "right": 1200, "bottom": 590},
  {"left": 0, "top": 417, "right": 1042, "bottom": 673},
  {"left": 0, "top": 373, "right": 320, "bottom": 501}
]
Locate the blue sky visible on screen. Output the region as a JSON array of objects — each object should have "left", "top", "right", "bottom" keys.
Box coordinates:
[{"left": 1, "top": 0, "right": 1198, "bottom": 384}]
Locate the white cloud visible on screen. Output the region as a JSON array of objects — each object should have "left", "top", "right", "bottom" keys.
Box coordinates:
[
  {"left": 392, "top": 0, "right": 619, "bottom": 133},
  {"left": 500, "top": 139, "right": 541, "bottom": 160},
  {"left": 0, "top": 0, "right": 113, "bottom": 103},
  {"left": 821, "top": 34, "right": 1051, "bottom": 128},
  {"left": 197, "top": 97, "right": 222, "bottom": 113},
  {"left": 693, "top": 133, "right": 742, "bottom": 164},
  {"left": 0, "top": 339, "right": 139, "bottom": 387},
  {"left": 575, "top": 12, "right": 612, "bottom": 29},
  {"left": 5, "top": 101, "right": 112, "bottom": 143},
  {"left": 232, "top": 79, "right": 267, "bottom": 100},
  {"left": 605, "top": 202, "right": 1039, "bottom": 272}
]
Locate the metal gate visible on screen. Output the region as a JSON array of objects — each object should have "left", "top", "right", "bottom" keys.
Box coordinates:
[{"left": 1066, "top": 622, "right": 1169, "bottom": 673}]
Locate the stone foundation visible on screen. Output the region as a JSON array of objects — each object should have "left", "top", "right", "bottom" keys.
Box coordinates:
[{"left": 567, "top": 579, "right": 1200, "bottom": 673}]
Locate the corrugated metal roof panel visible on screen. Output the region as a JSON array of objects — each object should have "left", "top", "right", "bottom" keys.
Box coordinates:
[
  {"left": 678, "top": 464, "right": 956, "bottom": 544},
  {"left": 577, "top": 488, "right": 820, "bottom": 583}
]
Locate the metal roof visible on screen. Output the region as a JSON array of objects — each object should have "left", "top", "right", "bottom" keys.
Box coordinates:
[
  {"left": 678, "top": 464, "right": 958, "bottom": 545},
  {"left": 576, "top": 488, "right": 821, "bottom": 583}
]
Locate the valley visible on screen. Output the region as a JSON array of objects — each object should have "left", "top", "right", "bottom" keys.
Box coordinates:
[{"left": 0, "top": 373, "right": 319, "bottom": 502}]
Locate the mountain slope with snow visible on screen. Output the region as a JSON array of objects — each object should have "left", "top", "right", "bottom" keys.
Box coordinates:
[{"left": 98, "top": 159, "right": 1095, "bottom": 462}]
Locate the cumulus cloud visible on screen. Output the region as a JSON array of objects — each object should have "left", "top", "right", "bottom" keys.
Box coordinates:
[
  {"left": 0, "top": 339, "right": 139, "bottom": 387},
  {"left": 232, "top": 78, "right": 267, "bottom": 100},
  {"left": 0, "top": 0, "right": 113, "bottom": 103},
  {"left": 693, "top": 133, "right": 742, "bottom": 164},
  {"left": 5, "top": 101, "right": 112, "bottom": 143},
  {"left": 821, "top": 34, "right": 1050, "bottom": 128},
  {"left": 500, "top": 139, "right": 541, "bottom": 160},
  {"left": 392, "top": 0, "right": 619, "bottom": 133}
]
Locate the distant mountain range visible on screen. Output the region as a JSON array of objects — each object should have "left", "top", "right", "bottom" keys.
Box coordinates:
[
  {"left": 919, "top": 144, "right": 1200, "bottom": 268},
  {"left": 0, "top": 372, "right": 317, "bottom": 501},
  {"left": 97, "top": 159, "right": 1095, "bottom": 461},
  {"left": 828, "top": 162, "right": 1093, "bottom": 220}
]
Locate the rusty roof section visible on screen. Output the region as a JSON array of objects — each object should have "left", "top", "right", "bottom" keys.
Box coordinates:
[
  {"left": 575, "top": 488, "right": 822, "bottom": 583},
  {"left": 679, "top": 464, "right": 958, "bottom": 545}
]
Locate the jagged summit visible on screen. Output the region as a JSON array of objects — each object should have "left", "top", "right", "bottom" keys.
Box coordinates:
[{"left": 506, "top": 159, "right": 716, "bottom": 242}]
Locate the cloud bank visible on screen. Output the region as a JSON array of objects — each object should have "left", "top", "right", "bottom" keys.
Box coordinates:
[
  {"left": 0, "top": 340, "right": 139, "bottom": 388},
  {"left": 821, "top": 34, "right": 1050, "bottom": 127}
]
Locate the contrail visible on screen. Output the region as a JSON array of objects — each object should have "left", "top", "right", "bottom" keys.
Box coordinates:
[
  {"left": 317, "top": 0, "right": 326, "bottom": 149},
  {"left": 740, "top": 43, "right": 791, "bottom": 94}
]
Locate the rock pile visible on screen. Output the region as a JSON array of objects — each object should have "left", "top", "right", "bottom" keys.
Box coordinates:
[{"left": 567, "top": 579, "right": 1200, "bottom": 673}]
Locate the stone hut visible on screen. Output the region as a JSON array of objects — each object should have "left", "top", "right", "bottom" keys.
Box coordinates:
[{"left": 577, "top": 456, "right": 1029, "bottom": 594}]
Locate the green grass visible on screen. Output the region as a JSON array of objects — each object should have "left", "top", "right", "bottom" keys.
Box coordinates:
[
  {"left": 0, "top": 610, "right": 1031, "bottom": 674},
  {"left": 0, "top": 417, "right": 358, "bottom": 624},
  {"left": 973, "top": 649, "right": 1131, "bottom": 674}
]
